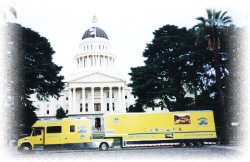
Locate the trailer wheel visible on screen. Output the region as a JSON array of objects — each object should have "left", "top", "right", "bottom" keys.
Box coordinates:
[
  {"left": 188, "top": 141, "right": 195, "bottom": 147},
  {"left": 196, "top": 141, "right": 202, "bottom": 147},
  {"left": 181, "top": 142, "right": 187, "bottom": 147},
  {"left": 99, "top": 142, "right": 108, "bottom": 151}
]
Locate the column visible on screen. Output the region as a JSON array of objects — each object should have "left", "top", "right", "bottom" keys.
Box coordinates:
[
  {"left": 80, "top": 57, "right": 83, "bottom": 68},
  {"left": 73, "top": 88, "right": 76, "bottom": 114},
  {"left": 82, "top": 87, "right": 85, "bottom": 113},
  {"left": 106, "top": 56, "right": 108, "bottom": 67},
  {"left": 69, "top": 88, "right": 72, "bottom": 114},
  {"left": 122, "top": 86, "right": 125, "bottom": 112},
  {"left": 109, "top": 87, "right": 113, "bottom": 112},
  {"left": 118, "top": 86, "right": 121, "bottom": 112},
  {"left": 87, "top": 55, "right": 89, "bottom": 67},
  {"left": 97, "top": 55, "right": 99, "bottom": 67},
  {"left": 91, "top": 87, "right": 95, "bottom": 112},
  {"left": 79, "top": 58, "right": 81, "bottom": 69},
  {"left": 112, "top": 57, "right": 114, "bottom": 68},
  {"left": 100, "top": 87, "right": 104, "bottom": 112}
]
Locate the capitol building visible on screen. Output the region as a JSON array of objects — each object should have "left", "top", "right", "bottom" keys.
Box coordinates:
[{"left": 31, "top": 16, "right": 137, "bottom": 131}]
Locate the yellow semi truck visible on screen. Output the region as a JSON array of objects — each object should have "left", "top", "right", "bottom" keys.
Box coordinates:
[
  {"left": 17, "top": 117, "right": 113, "bottom": 151},
  {"left": 104, "top": 111, "right": 217, "bottom": 147}
]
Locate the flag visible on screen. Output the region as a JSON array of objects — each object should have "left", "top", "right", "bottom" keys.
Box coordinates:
[{"left": 89, "top": 27, "right": 96, "bottom": 36}]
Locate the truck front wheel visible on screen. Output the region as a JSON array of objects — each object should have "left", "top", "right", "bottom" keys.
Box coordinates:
[
  {"left": 99, "top": 142, "right": 108, "bottom": 151},
  {"left": 20, "top": 143, "right": 32, "bottom": 153}
]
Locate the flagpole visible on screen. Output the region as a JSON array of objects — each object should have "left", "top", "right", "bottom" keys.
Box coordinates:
[{"left": 92, "top": 15, "right": 97, "bottom": 38}]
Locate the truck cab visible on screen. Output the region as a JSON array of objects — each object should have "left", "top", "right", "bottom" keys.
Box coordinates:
[{"left": 18, "top": 127, "right": 45, "bottom": 151}]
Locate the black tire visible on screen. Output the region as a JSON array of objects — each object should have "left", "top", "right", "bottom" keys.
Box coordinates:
[
  {"left": 181, "top": 142, "right": 187, "bottom": 147},
  {"left": 189, "top": 141, "right": 195, "bottom": 147},
  {"left": 196, "top": 141, "right": 202, "bottom": 147},
  {"left": 20, "top": 144, "right": 32, "bottom": 153},
  {"left": 99, "top": 142, "right": 109, "bottom": 151}
]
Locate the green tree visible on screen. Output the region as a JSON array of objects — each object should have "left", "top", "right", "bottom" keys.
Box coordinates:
[
  {"left": 5, "top": 23, "right": 65, "bottom": 140},
  {"left": 56, "top": 107, "right": 67, "bottom": 119},
  {"left": 127, "top": 103, "right": 144, "bottom": 112},
  {"left": 194, "top": 9, "right": 232, "bottom": 144},
  {"left": 129, "top": 25, "right": 197, "bottom": 111}
]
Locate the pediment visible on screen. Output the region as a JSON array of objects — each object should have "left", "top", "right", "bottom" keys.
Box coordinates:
[{"left": 70, "top": 72, "right": 124, "bottom": 83}]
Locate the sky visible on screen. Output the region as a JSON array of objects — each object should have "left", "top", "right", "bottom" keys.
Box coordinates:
[{"left": 10, "top": 0, "right": 250, "bottom": 82}]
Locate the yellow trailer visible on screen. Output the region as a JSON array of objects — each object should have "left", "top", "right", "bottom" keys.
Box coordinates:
[
  {"left": 18, "top": 117, "right": 113, "bottom": 151},
  {"left": 104, "top": 111, "right": 217, "bottom": 147}
]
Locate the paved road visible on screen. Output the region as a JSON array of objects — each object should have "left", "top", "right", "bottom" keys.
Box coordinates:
[{"left": 5, "top": 145, "right": 246, "bottom": 161}]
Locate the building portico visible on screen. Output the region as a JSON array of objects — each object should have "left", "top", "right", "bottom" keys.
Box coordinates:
[{"left": 67, "top": 85, "right": 126, "bottom": 114}]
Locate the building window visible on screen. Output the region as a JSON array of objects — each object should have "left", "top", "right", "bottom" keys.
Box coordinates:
[
  {"left": 107, "top": 103, "right": 109, "bottom": 111},
  {"left": 80, "top": 92, "right": 82, "bottom": 99},
  {"left": 66, "top": 110, "right": 69, "bottom": 113},
  {"left": 47, "top": 126, "right": 61, "bottom": 133},
  {"left": 112, "top": 103, "right": 115, "bottom": 111},
  {"left": 85, "top": 92, "right": 88, "bottom": 99},
  {"left": 70, "top": 125, "right": 75, "bottom": 132},
  {"left": 152, "top": 107, "right": 155, "bottom": 111},
  {"left": 106, "top": 92, "right": 109, "bottom": 98},
  {"left": 85, "top": 103, "right": 88, "bottom": 112},
  {"left": 125, "top": 96, "right": 127, "bottom": 99},
  {"left": 95, "top": 104, "right": 101, "bottom": 111},
  {"left": 80, "top": 104, "right": 83, "bottom": 112},
  {"left": 66, "top": 97, "right": 68, "bottom": 100},
  {"left": 47, "top": 110, "right": 49, "bottom": 114},
  {"left": 112, "top": 92, "right": 114, "bottom": 98}
]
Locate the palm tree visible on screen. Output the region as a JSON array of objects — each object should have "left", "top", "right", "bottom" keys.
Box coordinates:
[{"left": 194, "top": 9, "right": 232, "bottom": 144}]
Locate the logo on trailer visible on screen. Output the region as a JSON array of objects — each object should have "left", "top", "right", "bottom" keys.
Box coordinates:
[
  {"left": 198, "top": 117, "right": 208, "bottom": 125},
  {"left": 113, "top": 117, "right": 119, "bottom": 123},
  {"left": 80, "top": 135, "right": 85, "bottom": 140},
  {"left": 78, "top": 126, "right": 87, "bottom": 133},
  {"left": 165, "top": 134, "right": 173, "bottom": 138}
]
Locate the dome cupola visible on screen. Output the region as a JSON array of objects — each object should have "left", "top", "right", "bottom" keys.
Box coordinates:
[
  {"left": 82, "top": 27, "right": 109, "bottom": 40},
  {"left": 74, "top": 16, "right": 116, "bottom": 72}
]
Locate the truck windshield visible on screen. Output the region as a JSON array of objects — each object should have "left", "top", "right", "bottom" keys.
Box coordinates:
[{"left": 32, "top": 129, "right": 42, "bottom": 136}]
